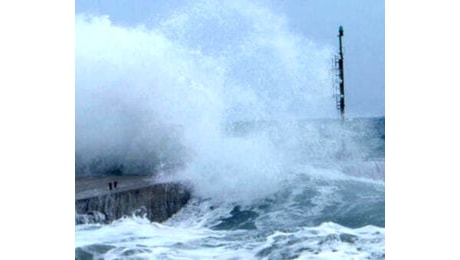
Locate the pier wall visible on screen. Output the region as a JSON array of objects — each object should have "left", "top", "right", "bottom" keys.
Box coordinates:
[{"left": 75, "top": 182, "right": 190, "bottom": 224}]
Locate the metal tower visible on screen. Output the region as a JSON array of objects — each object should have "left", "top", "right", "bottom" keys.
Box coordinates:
[{"left": 335, "top": 25, "right": 345, "bottom": 120}]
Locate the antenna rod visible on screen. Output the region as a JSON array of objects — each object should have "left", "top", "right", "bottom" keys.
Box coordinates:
[{"left": 338, "top": 25, "right": 345, "bottom": 120}]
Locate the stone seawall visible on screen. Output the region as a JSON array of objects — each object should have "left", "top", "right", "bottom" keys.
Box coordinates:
[{"left": 75, "top": 176, "right": 190, "bottom": 224}]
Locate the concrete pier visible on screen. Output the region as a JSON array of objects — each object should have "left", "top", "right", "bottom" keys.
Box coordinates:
[{"left": 75, "top": 176, "right": 190, "bottom": 224}]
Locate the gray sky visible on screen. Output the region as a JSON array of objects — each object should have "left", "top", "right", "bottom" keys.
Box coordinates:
[{"left": 76, "top": 0, "right": 384, "bottom": 117}]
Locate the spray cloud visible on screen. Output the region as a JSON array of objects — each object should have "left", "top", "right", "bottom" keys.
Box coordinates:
[{"left": 76, "top": 0, "right": 340, "bottom": 202}]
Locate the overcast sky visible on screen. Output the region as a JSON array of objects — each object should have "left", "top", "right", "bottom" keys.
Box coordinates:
[{"left": 76, "top": 0, "right": 384, "bottom": 117}]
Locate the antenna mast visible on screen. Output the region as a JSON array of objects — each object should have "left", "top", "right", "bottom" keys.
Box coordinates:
[{"left": 336, "top": 25, "right": 345, "bottom": 120}]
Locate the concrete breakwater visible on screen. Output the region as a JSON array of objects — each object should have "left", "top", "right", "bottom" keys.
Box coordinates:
[{"left": 75, "top": 176, "right": 191, "bottom": 224}]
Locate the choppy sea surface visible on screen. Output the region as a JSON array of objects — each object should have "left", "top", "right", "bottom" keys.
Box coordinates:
[{"left": 76, "top": 118, "right": 384, "bottom": 259}]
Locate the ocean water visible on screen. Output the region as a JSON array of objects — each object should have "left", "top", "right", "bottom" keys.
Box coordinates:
[
  {"left": 75, "top": 119, "right": 384, "bottom": 259},
  {"left": 75, "top": 1, "right": 384, "bottom": 258}
]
